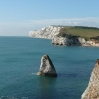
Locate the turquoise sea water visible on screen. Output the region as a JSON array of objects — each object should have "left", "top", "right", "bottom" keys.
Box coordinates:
[{"left": 0, "top": 36, "right": 99, "bottom": 99}]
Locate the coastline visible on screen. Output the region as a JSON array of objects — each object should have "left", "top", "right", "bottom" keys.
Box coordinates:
[{"left": 29, "top": 25, "right": 99, "bottom": 47}]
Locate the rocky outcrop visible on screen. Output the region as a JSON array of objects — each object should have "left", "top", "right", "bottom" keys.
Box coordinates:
[
  {"left": 29, "top": 25, "right": 62, "bottom": 39},
  {"left": 81, "top": 59, "right": 99, "bottom": 99},
  {"left": 37, "top": 55, "right": 57, "bottom": 77}
]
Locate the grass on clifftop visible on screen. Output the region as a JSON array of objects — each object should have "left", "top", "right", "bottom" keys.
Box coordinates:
[{"left": 58, "top": 26, "right": 99, "bottom": 40}]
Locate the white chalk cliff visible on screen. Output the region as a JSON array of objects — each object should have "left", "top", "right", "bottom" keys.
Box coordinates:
[
  {"left": 81, "top": 59, "right": 99, "bottom": 99},
  {"left": 29, "top": 25, "right": 61, "bottom": 39},
  {"left": 29, "top": 25, "right": 99, "bottom": 47}
]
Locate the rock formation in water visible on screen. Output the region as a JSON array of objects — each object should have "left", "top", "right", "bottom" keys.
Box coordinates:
[
  {"left": 29, "top": 25, "right": 61, "bottom": 39},
  {"left": 81, "top": 59, "right": 99, "bottom": 99},
  {"left": 37, "top": 55, "right": 57, "bottom": 77}
]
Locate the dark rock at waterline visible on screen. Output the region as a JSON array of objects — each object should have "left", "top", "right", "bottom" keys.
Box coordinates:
[{"left": 37, "top": 55, "right": 57, "bottom": 77}]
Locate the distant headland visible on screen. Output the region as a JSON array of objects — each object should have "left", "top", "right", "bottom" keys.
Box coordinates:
[{"left": 29, "top": 25, "right": 99, "bottom": 47}]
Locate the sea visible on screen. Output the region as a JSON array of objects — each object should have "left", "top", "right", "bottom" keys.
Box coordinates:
[{"left": 0, "top": 36, "right": 99, "bottom": 99}]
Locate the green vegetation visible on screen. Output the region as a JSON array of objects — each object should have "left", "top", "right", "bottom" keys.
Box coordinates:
[{"left": 58, "top": 26, "right": 99, "bottom": 40}]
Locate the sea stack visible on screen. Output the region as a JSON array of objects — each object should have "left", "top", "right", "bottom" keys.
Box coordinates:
[
  {"left": 81, "top": 59, "right": 99, "bottom": 99},
  {"left": 37, "top": 55, "right": 57, "bottom": 77}
]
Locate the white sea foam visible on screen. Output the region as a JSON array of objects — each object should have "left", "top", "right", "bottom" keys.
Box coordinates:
[
  {"left": 0, "top": 96, "right": 28, "bottom": 99},
  {"left": 31, "top": 73, "right": 37, "bottom": 75}
]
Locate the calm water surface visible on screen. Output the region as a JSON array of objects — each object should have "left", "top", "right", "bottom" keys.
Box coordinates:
[{"left": 0, "top": 36, "right": 99, "bottom": 99}]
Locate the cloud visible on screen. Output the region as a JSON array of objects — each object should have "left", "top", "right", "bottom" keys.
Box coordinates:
[
  {"left": 30, "top": 17, "right": 99, "bottom": 27},
  {"left": 0, "top": 21, "right": 34, "bottom": 36},
  {"left": 0, "top": 17, "right": 99, "bottom": 36},
  {"left": 1, "top": 17, "right": 99, "bottom": 28}
]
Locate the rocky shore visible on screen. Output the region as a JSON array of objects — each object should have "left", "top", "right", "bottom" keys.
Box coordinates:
[{"left": 52, "top": 36, "right": 99, "bottom": 46}]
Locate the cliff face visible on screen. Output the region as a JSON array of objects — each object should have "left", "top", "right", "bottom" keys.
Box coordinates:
[
  {"left": 29, "top": 25, "right": 61, "bottom": 39},
  {"left": 29, "top": 25, "right": 86, "bottom": 45},
  {"left": 81, "top": 59, "right": 99, "bottom": 99},
  {"left": 52, "top": 36, "right": 86, "bottom": 46}
]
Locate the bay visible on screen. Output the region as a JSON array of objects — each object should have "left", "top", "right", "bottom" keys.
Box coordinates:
[{"left": 0, "top": 36, "right": 99, "bottom": 99}]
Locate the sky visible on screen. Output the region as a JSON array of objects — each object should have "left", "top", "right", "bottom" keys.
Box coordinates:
[{"left": 0, "top": 0, "right": 99, "bottom": 36}]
